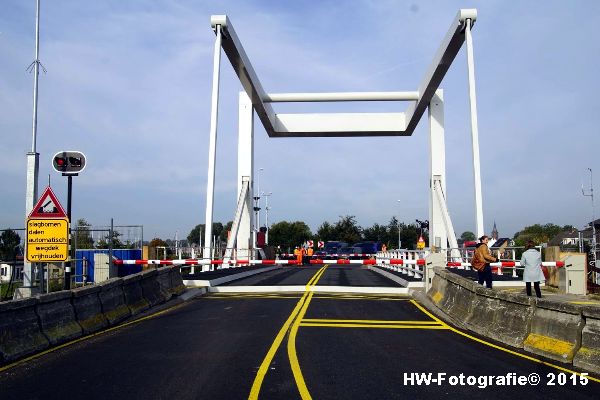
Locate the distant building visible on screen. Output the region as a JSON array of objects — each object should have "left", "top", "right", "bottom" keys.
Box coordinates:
[{"left": 491, "top": 221, "right": 499, "bottom": 240}]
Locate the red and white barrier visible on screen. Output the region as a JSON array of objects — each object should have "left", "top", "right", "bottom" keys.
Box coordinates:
[
  {"left": 113, "top": 259, "right": 299, "bottom": 266},
  {"left": 446, "top": 261, "right": 565, "bottom": 277}
]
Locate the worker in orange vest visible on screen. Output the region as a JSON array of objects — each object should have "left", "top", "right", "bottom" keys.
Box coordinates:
[
  {"left": 294, "top": 246, "right": 302, "bottom": 266},
  {"left": 306, "top": 246, "right": 314, "bottom": 265}
]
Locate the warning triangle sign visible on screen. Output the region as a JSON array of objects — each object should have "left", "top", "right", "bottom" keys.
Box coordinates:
[{"left": 28, "top": 186, "right": 68, "bottom": 219}]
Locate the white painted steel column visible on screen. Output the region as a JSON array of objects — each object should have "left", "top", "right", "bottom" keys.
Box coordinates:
[
  {"left": 203, "top": 24, "right": 222, "bottom": 260},
  {"left": 24, "top": 0, "right": 42, "bottom": 291},
  {"left": 428, "top": 90, "right": 447, "bottom": 250},
  {"left": 465, "top": 18, "right": 484, "bottom": 238},
  {"left": 238, "top": 91, "right": 254, "bottom": 260}
]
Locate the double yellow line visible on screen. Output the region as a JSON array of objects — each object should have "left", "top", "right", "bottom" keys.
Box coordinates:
[{"left": 249, "top": 265, "right": 328, "bottom": 400}]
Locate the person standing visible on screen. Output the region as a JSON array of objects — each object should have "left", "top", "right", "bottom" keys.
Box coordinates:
[
  {"left": 520, "top": 240, "right": 544, "bottom": 298},
  {"left": 294, "top": 246, "right": 302, "bottom": 266},
  {"left": 471, "top": 235, "right": 498, "bottom": 288}
]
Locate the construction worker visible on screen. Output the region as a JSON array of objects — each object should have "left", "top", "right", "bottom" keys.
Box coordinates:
[
  {"left": 381, "top": 243, "right": 387, "bottom": 252},
  {"left": 294, "top": 246, "right": 302, "bottom": 266},
  {"left": 306, "top": 246, "right": 314, "bottom": 265}
]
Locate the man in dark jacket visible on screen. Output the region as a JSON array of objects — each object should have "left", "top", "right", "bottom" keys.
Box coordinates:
[{"left": 471, "top": 235, "right": 498, "bottom": 288}]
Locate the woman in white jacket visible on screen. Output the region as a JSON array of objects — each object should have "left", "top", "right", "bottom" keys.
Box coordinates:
[{"left": 520, "top": 240, "right": 544, "bottom": 298}]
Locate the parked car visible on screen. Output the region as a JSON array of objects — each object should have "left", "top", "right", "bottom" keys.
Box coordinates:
[
  {"left": 338, "top": 246, "right": 362, "bottom": 260},
  {"left": 323, "top": 241, "right": 348, "bottom": 256}
]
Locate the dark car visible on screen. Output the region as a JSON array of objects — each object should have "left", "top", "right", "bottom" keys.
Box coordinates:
[
  {"left": 323, "top": 241, "right": 348, "bottom": 256},
  {"left": 352, "top": 241, "right": 380, "bottom": 258},
  {"left": 338, "top": 246, "right": 362, "bottom": 260}
]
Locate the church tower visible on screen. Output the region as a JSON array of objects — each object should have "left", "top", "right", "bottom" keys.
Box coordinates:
[{"left": 491, "top": 221, "right": 499, "bottom": 240}]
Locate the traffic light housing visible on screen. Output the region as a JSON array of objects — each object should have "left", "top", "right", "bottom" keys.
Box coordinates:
[{"left": 52, "top": 151, "right": 86, "bottom": 174}]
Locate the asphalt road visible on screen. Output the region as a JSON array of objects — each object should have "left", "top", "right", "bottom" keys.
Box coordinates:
[{"left": 1, "top": 265, "right": 597, "bottom": 399}]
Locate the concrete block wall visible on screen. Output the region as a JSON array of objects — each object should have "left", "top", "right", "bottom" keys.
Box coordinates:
[
  {"left": 427, "top": 268, "right": 600, "bottom": 374},
  {"left": 0, "top": 265, "right": 185, "bottom": 365}
]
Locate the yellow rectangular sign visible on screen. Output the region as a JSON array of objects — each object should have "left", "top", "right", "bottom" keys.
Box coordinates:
[{"left": 26, "top": 218, "right": 69, "bottom": 262}]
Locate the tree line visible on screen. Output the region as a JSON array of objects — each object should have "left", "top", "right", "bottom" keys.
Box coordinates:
[{"left": 0, "top": 220, "right": 580, "bottom": 261}]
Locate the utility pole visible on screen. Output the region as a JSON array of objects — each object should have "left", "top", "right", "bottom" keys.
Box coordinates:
[
  {"left": 22, "top": 0, "right": 43, "bottom": 296},
  {"left": 397, "top": 200, "right": 402, "bottom": 249},
  {"left": 263, "top": 192, "right": 272, "bottom": 245},
  {"left": 582, "top": 168, "right": 598, "bottom": 284}
]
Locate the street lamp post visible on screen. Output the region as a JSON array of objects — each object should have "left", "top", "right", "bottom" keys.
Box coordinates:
[
  {"left": 582, "top": 168, "right": 598, "bottom": 284},
  {"left": 263, "top": 192, "right": 272, "bottom": 245},
  {"left": 397, "top": 200, "right": 402, "bottom": 249}
]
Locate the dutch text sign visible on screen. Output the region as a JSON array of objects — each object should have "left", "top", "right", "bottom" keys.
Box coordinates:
[{"left": 26, "top": 218, "right": 69, "bottom": 262}]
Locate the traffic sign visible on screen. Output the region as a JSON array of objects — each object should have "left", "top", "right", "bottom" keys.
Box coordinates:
[
  {"left": 52, "top": 150, "right": 86, "bottom": 175},
  {"left": 28, "top": 186, "right": 67, "bottom": 219},
  {"left": 417, "top": 235, "right": 426, "bottom": 250},
  {"left": 306, "top": 240, "right": 314, "bottom": 248},
  {"left": 26, "top": 218, "right": 69, "bottom": 262},
  {"left": 318, "top": 241, "right": 324, "bottom": 248}
]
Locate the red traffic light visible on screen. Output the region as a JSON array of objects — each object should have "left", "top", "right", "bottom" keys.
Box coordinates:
[{"left": 52, "top": 151, "right": 86, "bottom": 174}]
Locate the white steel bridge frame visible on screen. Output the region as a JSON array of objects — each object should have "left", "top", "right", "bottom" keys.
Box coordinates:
[{"left": 202, "top": 9, "right": 484, "bottom": 264}]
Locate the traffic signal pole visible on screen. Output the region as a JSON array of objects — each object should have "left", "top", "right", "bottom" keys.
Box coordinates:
[{"left": 64, "top": 174, "right": 74, "bottom": 289}]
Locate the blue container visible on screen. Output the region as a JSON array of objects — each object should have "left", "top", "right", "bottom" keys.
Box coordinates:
[{"left": 75, "top": 249, "right": 142, "bottom": 283}]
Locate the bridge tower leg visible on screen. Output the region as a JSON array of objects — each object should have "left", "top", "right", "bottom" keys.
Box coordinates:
[
  {"left": 428, "top": 90, "right": 447, "bottom": 251},
  {"left": 237, "top": 91, "right": 255, "bottom": 260}
]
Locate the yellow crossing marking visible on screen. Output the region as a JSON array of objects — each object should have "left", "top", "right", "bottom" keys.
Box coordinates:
[
  {"left": 249, "top": 265, "right": 328, "bottom": 400},
  {"left": 299, "top": 322, "right": 448, "bottom": 329},
  {"left": 302, "top": 318, "right": 441, "bottom": 325}
]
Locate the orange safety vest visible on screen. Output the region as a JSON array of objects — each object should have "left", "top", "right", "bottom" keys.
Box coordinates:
[{"left": 307, "top": 248, "right": 314, "bottom": 256}]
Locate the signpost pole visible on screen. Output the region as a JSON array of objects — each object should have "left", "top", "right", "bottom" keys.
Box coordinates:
[{"left": 64, "top": 174, "right": 73, "bottom": 289}]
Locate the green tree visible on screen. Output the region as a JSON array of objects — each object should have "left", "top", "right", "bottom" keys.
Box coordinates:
[
  {"left": 316, "top": 221, "right": 336, "bottom": 241},
  {"left": 74, "top": 218, "right": 94, "bottom": 249},
  {"left": 460, "top": 231, "right": 476, "bottom": 241},
  {"left": 220, "top": 221, "right": 233, "bottom": 243},
  {"left": 0, "top": 229, "right": 21, "bottom": 260},
  {"left": 96, "top": 231, "right": 125, "bottom": 249},
  {"left": 362, "top": 223, "right": 388, "bottom": 244},
  {"left": 269, "top": 221, "right": 312, "bottom": 250},
  {"left": 332, "top": 215, "right": 362, "bottom": 244},
  {"left": 187, "top": 222, "right": 227, "bottom": 246},
  {"left": 513, "top": 223, "right": 574, "bottom": 247}
]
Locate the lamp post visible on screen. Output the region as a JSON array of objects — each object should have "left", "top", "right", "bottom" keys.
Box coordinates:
[
  {"left": 256, "top": 168, "right": 263, "bottom": 229},
  {"left": 397, "top": 199, "right": 402, "bottom": 249},
  {"left": 263, "top": 192, "right": 272, "bottom": 244},
  {"left": 582, "top": 168, "right": 598, "bottom": 284}
]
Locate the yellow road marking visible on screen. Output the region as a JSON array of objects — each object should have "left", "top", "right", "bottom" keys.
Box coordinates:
[
  {"left": 0, "top": 302, "right": 187, "bottom": 373},
  {"left": 410, "top": 299, "right": 600, "bottom": 384},
  {"left": 302, "top": 318, "right": 441, "bottom": 325},
  {"left": 299, "top": 323, "right": 448, "bottom": 329},
  {"left": 288, "top": 291, "right": 316, "bottom": 400},
  {"left": 524, "top": 333, "right": 574, "bottom": 357},
  {"left": 249, "top": 265, "right": 328, "bottom": 400}
]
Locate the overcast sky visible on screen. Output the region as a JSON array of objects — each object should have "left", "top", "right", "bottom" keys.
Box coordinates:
[{"left": 1, "top": 0, "right": 599, "bottom": 243}]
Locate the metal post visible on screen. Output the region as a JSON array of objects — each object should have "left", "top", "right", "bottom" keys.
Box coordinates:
[
  {"left": 109, "top": 218, "right": 114, "bottom": 275},
  {"left": 24, "top": 0, "right": 42, "bottom": 293},
  {"left": 64, "top": 175, "right": 73, "bottom": 289},
  {"left": 583, "top": 168, "right": 598, "bottom": 284},
  {"left": 397, "top": 200, "right": 402, "bottom": 249},
  {"left": 264, "top": 192, "right": 272, "bottom": 245},
  {"left": 203, "top": 24, "right": 222, "bottom": 260},
  {"left": 465, "top": 18, "right": 484, "bottom": 238},
  {"left": 257, "top": 168, "right": 263, "bottom": 229}
]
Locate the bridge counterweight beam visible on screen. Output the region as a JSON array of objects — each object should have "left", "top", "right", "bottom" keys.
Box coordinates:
[
  {"left": 237, "top": 91, "right": 255, "bottom": 260},
  {"left": 466, "top": 18, "right": 485, "bottom": 238},
  {"left": 428, "top": 90, "right": 448, "bottom": 251},
  {"left": 203, "top": 24, "right": 223, "bottom": 262}
]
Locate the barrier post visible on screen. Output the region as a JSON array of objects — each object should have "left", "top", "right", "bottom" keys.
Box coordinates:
[{"left": 424, "top": 256, "right": 439, "bottom": 288}]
